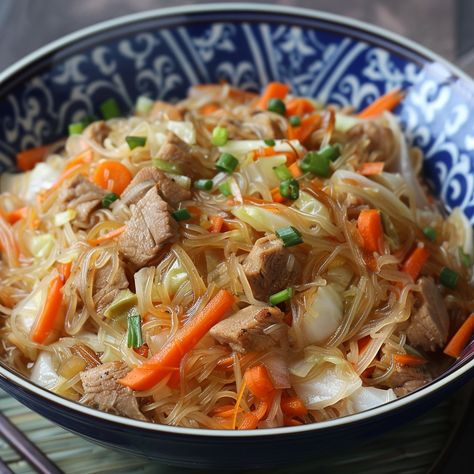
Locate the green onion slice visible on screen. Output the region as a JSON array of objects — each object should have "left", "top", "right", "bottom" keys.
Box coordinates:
[
  {"left": 152, "top": 158, "right": 183, "bottom": 175},
  {"left": 439, "top": 267, "right": 458, "bottom": 289},
  {"left": 299, "top": 150, "right": 331, "bottom": 178},
  {"left": 269, "top": 287, "right": 294, "bottom": 305},
  {"left": 125, "top": 136, "right": 147, "bottom": 150},
  {"left": 273, "top": 164, "right": 292, "bottom": 181},
  {"left": 172, "top": 208, "right": 191, "bottom": 221},
  {"left": 276, "top": 226, "right": 303, "bottom": 247},
  {"left": 216, "top": 153, "right": 239, "bottom": 173},
  {"left": 194, "top": 179, "right": 213, "bottom": 191},
  {"left": 100, "top": 98, "right": 121, "bottom": 120},
  {"left": 422, "top": 226, "right": 437, "bottom": 242},
  {"left": 218, "top": 181, "right": 232, "bottom": 197},
  {"left": 102, "top": 192, "right": 119, "bottom": 208},
  {"left": 264, "top": 139, "right": 276, "bottom": 146},
  {"left": 68, "top": 122, "right": 85, "bottom": 135},
  {"left": 211, "top": 126, "right": 229, "bottom": 146},
  {"left": 267, "top": 98, "right": 286, "bottom": 116},
  {"left": 127, "top": 308, "right": 143, "bottom": 349},
  {"left": 279, "top": 178, "right": 299, "bottom": 200},
  {"left": 135, "top": 96, "right": 154, "bottom": 115},
  {"left": 289, "top": 115, "right": 301, "bottom": 127},
  {"left": 459, "top": 247, "right": 471, "bottom": 267}
]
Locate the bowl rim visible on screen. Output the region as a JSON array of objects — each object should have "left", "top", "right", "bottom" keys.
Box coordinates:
[{"left": 0, "top": 2, "right": 473, "bottom": 438}]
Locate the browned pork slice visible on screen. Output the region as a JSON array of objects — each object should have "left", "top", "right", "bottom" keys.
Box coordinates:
[
  {"left": 155, "top": 132, "right": 204, "bottom": 180},
  {"left": 389, "top": 363, "right": 431, "bottom": 397},
  {"left": 83, "top": 120, "right": 110, "bottom": 145},
  {"left": 80, "top": 361, "right": 147, "bottom": 421},
  {"left": 243, "top": 236, "right": 293, "bottom": 301},
  {"left": 210, "top": 305, "right": 285, "bottom": 353},
  {"left": 120, "top": 167, "right": 191, "bottom": 207},
  {"left": 93, "top": 257, "right": 129, "bottom": 313},
  {"left": 58, "top": 175, "right": 107, "bottom": 224},
  {"left": 150, "top": 101, "right": 184, "bottom": 121},
  {"left": 407, "top": 277, "right": 449, "bottom": 352},
  {"left": 243, "top": 112, "right": 285, "bottom": 139},
  {"left": 393, "top": 379, "right": 428, "bottom": 397},
  {"left": 118, "top": 186, "right": 177, "bottom": 268}
]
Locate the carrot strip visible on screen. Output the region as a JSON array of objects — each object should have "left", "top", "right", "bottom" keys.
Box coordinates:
[
  {"left": 357, "top": 335, "right": 372, "bottom": 354},
  {"left": 288, "top": 114, "right": 321, "bottom": 143},
  {"left": 17, "top": 144, "right": 51, "bottom": 171},
  {"left": 133, "top": 344, "right": 149, "bottom": 358},
  {"left": 255, "top": 82, "right": 289, "bottom": 110},
  {"left": 64, "top": 149, "right": 94, "bottom": 171},
  {"left": 281, "top": 395, "right": 307, "bottom": 417},
  {"left": 288, "top": 162, "right": 303, "bottom": 178},
  {"left": 87, "top": 226, "right": 126, "bottom": 246},
  {"left": 244, "top": 365, "right": 275, "bottom": 399},
  {"left": 357, "top": 88, "right": 404, "bottom": 119},
  {"left": 119, "top": 289, "right": 235, "bottom": 390},
  {"left": 393, "top": 353, "right": 427, "bottom": 367},
  {"left": 6, "top": 207, "right": 28, "bottom": 225},
  {"left": 58, "top": 261, "right": 72, "bottom": 281},
  {"left": 199, "top": 103, "right": 220, "bottom": 115},
  {"left": 361, "top": 366, "right": 376, "bottom": 378},
  {"left": 253, "top": 147, "right": 276, "bottom": 159},
  {"left": 209, "top": 215, "right": 224, "bottom": 233},
  {"left": 254, "top": 397, "right": 272, "bottom": 421},
  {"left": 238, "top": 412, "right": 259, "bottom": 430},
  {"left": 284, "top": 416, "right": 303, "bottom": 426},
  {"left": 41, "top": 163, "right": 87, "bottom": 201},
  {"left": 216, "top": 355, "right": 234, "bottom": 370},
  {"left": 92, "top": 160, "right": 132, "bottom": 195},
  {"left": 401, "top": 246, "right": 429, "bottom": 281},
  {"left": 357, "top": 209, "right": 384, "bottom": 253},
  {"left": 285, "top": 98, "right": 315, "bottom": 117},
  {"left": 271, "top": 187, "right": 286, "bottom": 203},
  {"left": 444, "top": 314, "right": 474, "bottom": 358},
  {"left": 358, "top": 161, "right": 385, "bottom": 176}
]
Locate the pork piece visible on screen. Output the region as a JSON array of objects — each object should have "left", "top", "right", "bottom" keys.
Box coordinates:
[
  {"left": 58, "top": 175, "right": 107, "bottom": 224},
  {"left": 83, "top": 120, "right": 110, "bottom": 145},
  {"left": 407, "top": 277, "right": 449, "bottom": 352},
  {"left": 120, "top": 167, "right": 191, "bottom": 207},
  {"left": 243, "top": 112, "right": 284, "bottom": 139},
  {"left": 118, "top": 186, "right": 177, "bottom": 268},
  {"left": 80, "top": 361, "right": 147, "bottom": 421},
  {"left": 393, "top": 379, "right": 427, "bottom": 397},
  {"left": 155, "top": 132, "right": 204, "bottom": 180},
  {"left": 243, "top": 235, "right": 293, "bottom": 301},
  {"left": 93, "top": 257, "right": 129, "bottom": 313},
  {"left": 150, "top": 101, "right": 184, "bottom": 121},
  {"left": 210, "top": 305, "right": 286, "bottom": 353}
]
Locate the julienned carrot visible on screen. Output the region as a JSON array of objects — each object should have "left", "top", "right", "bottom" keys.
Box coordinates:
[
  {"left": 284, "top": 416, "right": 303, "bottom": 426},
  {"left": 17, "top": 144, "right": 51, "bottom": 171},
  {"left": 393, "top": 353, "right": 427, "bottom": 367},
  {"left": 288, "top": 162, "right": 303, "bottom": 178},
  {"left": 285, "top": 98, "right": 315, "bottom": 117},
  {"left": 58, "top": 261, "right": 72, "bottom": 280},
  {"left": 402, "top": 246, "right": 429, "bottom": 281},
  {"left": 280, "top": 395, "right": 307, "bottom": 417},
  {"left": 119, "top": 289, "right": 235, "bottom": 391},
  {"left": 244, "top": 365, "right": 275, "bottom": 399},
  {"left": 252, "top": 147, "right": 276, "bottom": 159},
  {"left": 271, "top": 187, "right": 286, "bottom": 203},
  {"left": 357, "top": 209, "right": 384, "bottom": 253},
  {"left": 358, "top": 161, "right": 385, "bottom": 176},
  {"left": 288, "top": 114, "right": 322, "bottom": 143},
  {"left": 255, "top": 82, "right": 289, "bottom": 110},
  {"left": 64, "top": 149, "right": 93, "bottom": 171},
  {"left": 357, "top": 88, "right": 404, "bottom": 119},
  {"left": 238, "top": 412, "right": 259, "bottom": 430},
  {"left": 209, "top": 215, "right": 224, "bottom": 233},
  {"left": 357, "top": 335, "right": 372, "bottom": 354},
  {"left": 87, "top": 225, "right": 126, "bottom": 246},
  {"left": 444, "top": 314, "right": 474, "bottom": 358},
  {"left": 6, "top": 207, "right": 28, "bottom": 225},
  {"left": 41, "top": 163, "right": 87, "bottom": 201},
  {"left": 199, "top": 103, "right": 220, "bottom": 115},
  {"left": 92, "top": 160, "right": 132, "bottom": 195}
]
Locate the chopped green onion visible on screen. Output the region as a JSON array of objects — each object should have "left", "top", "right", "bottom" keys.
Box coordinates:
[
  {"left": 299, "top": 150, "right": 331, "bottom": 178},
  {"left": 81, "top": 115, "right": 97, "bottom": 127},
  {"left": 135, "top": 96, "right": 154, "bottom": 115},
  {"left": 100, "top": 98, "right": 121, "bottom": 120},
  {"left": 267, "top": 98, "right": 286, "bottom": 115},
  {"left": 127, "top": 308, "right": 143, "bottom": 348},
  {"left": 68, "top": 122, "right": 86, "bottom": 135},
  {"left": 423, "top": 226, "right": 437, "bottom": 242},
  {"left": 218, "top": 181, "right": 232, "bottom": 197},
  {"left": 264, "top": 139, "right": 276, "bottom": 146},
  {"left": 102, "top": 192, "right": 119, "bottom": 208},
  {"left": 289, "top": 115, "right": 301, "bottom": 127},
  {"left": 152, "top": 158, "right": 182, "bottom": 175},
  {"left": 276, "top": 226, "right": 303, "bottom": 247},
  {"left": 273, "top": 164, "right": 292, "bottom": 181},
  {"left": 269, "top": 287, "right": 294, "bottom": 305},
  {"left": 194, "top": 179, "right": 213, "bottom": 191},
  {"left": 459, "top": 247, "right": 471, "bottom": 267},
  {"left": 279, "top": 178, "right": 300, "bottom": 200},
  {"left": 125, "top": 136, "right": 147, "bottom": 150},
  {"left": 172, "top": 208, "right": 191, "bottom": 221},
  {"left": 216, "top": 153, "right": 239, "bottom": 173},
  {"left": 211, "top": 126, "right": 229, "bottom": 146},
  {"left": 439, "top": 267, "right": 458, "bottom": 289}
]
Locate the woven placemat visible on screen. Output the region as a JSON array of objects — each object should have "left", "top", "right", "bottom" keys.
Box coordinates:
[{"left": 0, "top": 387, "right": 465, "bottom": 473}]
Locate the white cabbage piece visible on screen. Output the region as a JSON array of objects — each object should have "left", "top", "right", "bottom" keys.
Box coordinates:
[
  {"left": 292, "top": 190, "right": 329, "bottom": 219},
  {"left": 54, "top": 208, "right": 77, "bottom": 227},
  {"left": 12, "top": 283, "right": 45, "bottom": 333},
  {"left": 28, "top": 233, "right": 55, "bottom": 259},
  {"left": 232, "top": 205, "right": 291, "bottom": 233},
  {"left": 30, "top": 351, "right": 59, "bottom": 389},
  {"left": 166, "top": 120, "right": 196, "bottom": 145},
  {"left": 241, "top": 155, "right": 287, "bottom": 190},
  {"left": 447, "top": 207, "right": 473, "bottom": 258},
  {"left": 334, "top": 113, "right": 360, "bottom": 133},
  {"left": 301, "top": 284, "right": 343, "bottom": 345},
  {"left": 345, "top": 386, "right": 397, "bottom": 414},
  {"left": 163, "top": 260, "right": 188, "bottom": 296},
  {"left": 219, "top": 139, "right": 305, "bottom": 161},
  {"left": 326, "top": 266, "right": 353, "bottom": 292}
]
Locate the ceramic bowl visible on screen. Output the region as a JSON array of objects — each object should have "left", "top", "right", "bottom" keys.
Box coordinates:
[{"left": 0, "top": 3, "right": 473, "bottom": 469}]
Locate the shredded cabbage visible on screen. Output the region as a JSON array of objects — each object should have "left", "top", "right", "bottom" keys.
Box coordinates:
[
  {"left": 345, "top": 386, "right": 397, "bottom": 414},
  {"left": 30, "top": 351, "right": 59, "bottom": 389},
  {"left": 232, "top": 205, "right": 291, "bottom": 233},
  {"left": 29, "top": 233, "right": 55, "bottom": 259},
  {"left": 54, "top": 208, "right": 77, "bottom": 226}
]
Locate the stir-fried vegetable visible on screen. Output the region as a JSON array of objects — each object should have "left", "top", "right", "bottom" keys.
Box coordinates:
[{"left": 444, "top": 314, "right": 474, "bottom": 358}]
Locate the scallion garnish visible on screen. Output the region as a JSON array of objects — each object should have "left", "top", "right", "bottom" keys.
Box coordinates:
[
  {"left": 172, "top": 208, "right": 191, "bottom": 221},
  {"left": 68, "top": 123, "right": 85, "bottom": 136},
  {"left": 216, "top": 153, "right": 239, "bottom": 173},
  {"left": 273, "top": 164, "right": 292, "bottom": 181},
  {"left": 135, "top": 96, "right": 154, "bottom": 115},
  {"left": 440, "top": 267, "right": 458, "bottom": 289},
  {"left": 125, "top": 136, "right": 147, "bottom": 150},
  {"left": 218, "top": 181, "right": 232, "bottom": 197},
  {"left": 299, "top": 150, "right": 331, "bottom": 177},
  {"left": 194, "top": 179, "right": 213, "bottom": 191},
  {"left": 459, "top": 247, "right": 471, "bottom": 267},
  {"left": 423, "top": 226, "right": 437, "bottom": 242},
  {"left": 289, "top": 115, "right": 301, "bottom": 127},
  {"left": 100, "top": 98, "right": 121, "bottom": 120},
  {"left": 267, "top": 98, "right": 286, "bottom": 115},
  {"left": 102, "top": 192, "right": 119, "bottom": 208},
  {"left": 276, "top": 226, "right": 303, "bottom": 247},
  {"left": 264, "top": 139, "right": 276, "bottom": 146},
  {"left": 269, "top": 287, "right": 294, "bottom": 305},
  {"left": 279, "top": 178, "right": 299, "bottom": 200},
  {"left": 153, "top": 158, "right": 183, "bottom": 175},
  {"left": 127, "top": 308, "right": 143, "bottom": 349},
  {"left": 211, "top": 126, "right": 229, "bottom": 146}
]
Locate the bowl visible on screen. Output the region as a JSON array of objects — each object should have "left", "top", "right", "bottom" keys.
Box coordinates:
[{"left": 0, "top": 3, "right": 473, "bottom": 469}]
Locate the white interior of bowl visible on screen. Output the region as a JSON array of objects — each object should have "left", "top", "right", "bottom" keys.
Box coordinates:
[{"left": 0, "top": 2, "right": 473, "bottom": 437}]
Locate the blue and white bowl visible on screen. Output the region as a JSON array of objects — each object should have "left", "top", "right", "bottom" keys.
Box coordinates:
[{"left": 0, "top": 3, "right": 473, "bottom": 469}]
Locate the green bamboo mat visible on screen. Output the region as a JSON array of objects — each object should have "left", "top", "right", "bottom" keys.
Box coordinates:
[{"left": 0, "top": 387, "right": 465, "bottom": 474}]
